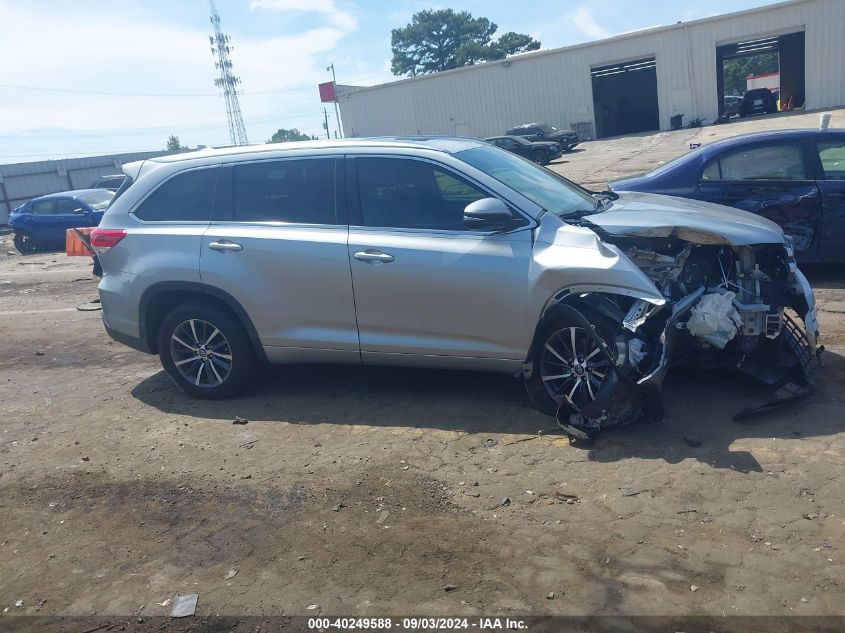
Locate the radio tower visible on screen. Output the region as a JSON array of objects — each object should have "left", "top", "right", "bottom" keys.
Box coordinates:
[{"left": 209, "top": 0, "right": 249, "bottom": 145}]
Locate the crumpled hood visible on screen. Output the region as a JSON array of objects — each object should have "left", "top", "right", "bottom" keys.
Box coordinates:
[{"left": 588, "top": 191, "right": 785, "bottom": 246}]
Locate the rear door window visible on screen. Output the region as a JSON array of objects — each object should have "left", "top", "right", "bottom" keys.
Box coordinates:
[
  {"left": 232, "top": 158, "right": 336, "bottom": 224},
  {"left": 134, "top": 167, "right": 218, "bottom": 222},
  {"left": 31, "top": 200, "right": 56, "bottom": 215},
  {"left": 711, "top": 143, "right": 808, "bottom": 180},
  {"left": 816, "top": 140, "right": 845, "bottom": 180}
]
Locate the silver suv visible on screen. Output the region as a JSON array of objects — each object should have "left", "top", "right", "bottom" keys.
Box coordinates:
[{"left": 93, "top": 138, "right": 820, "bottom": 439}]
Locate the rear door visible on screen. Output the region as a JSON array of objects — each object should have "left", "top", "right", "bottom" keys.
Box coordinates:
[
  {"left": 200, "top": 156, "right": 359, "bottom": 359},
  {"left": 813, "top": 136, "right": 845, "bottom": 262},
  {"left": 26, "top": 199, "right": 61, "bottom": 244},
  {"left": 697, "top": 140, "right": 822, "bottom": 258},
  {"left": 346, "top": 155, "right": 533, "bottom": 365},
  {"left": 129, "top": 166, "right": 220, "bottom": 286}
]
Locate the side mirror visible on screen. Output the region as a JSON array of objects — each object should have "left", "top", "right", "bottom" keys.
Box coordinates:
[
  {"left": 73, "top": 208, "right": 89, "bottom": 215},
  {"left": 464, "top": 198, "right": 518, "bottom": 230}
]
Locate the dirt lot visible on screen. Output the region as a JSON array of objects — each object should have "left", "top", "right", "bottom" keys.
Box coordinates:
[{"left": 2, "top": 110, "right": 845, "bottom": 626}]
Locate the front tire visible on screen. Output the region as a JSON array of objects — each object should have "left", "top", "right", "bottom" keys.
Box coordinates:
[
  {"left": 523, "top": 308, "right": 616, "bottom": 416},
  {"left": 13, "top": 231, "right": 38, "bottom": 254},
  {"left": 157, "top": 303, "right": 256, "bottom": 399}
]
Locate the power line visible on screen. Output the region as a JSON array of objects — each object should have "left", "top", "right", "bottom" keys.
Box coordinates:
[
  {"left": 0, "top": 73, "right": 391, "bottom": 100},
  {"left": 0, "top": 109, "right": 326, "bottom": 139},
  {"left": 0, "top": 82, "right": 316, "bottom": 98}
]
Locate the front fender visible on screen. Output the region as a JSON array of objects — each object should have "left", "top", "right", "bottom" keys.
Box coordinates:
[{"left": 531, "top": 220, "right": 665, "bottom": 313}]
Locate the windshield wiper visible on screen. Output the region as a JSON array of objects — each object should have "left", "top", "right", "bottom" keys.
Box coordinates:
[{"left": 564, "top": 208, "right": 599, "bottom": 220}]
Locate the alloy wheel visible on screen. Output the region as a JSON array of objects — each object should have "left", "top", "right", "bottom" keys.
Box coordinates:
[
  {"left": 540, "top": 326, "right": 609, "bottom": 408},
  {"left": 170, "top": 318, "right": 233, "bottom": 388},
  {"left": 14, "top": 233, "right": 37, "bottom": 255}
]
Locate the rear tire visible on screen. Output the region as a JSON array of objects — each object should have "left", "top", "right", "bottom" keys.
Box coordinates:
[
  {"left": 157, "top": 302, "right": 256, "bottom": 399},
  {"left": 13, "top": 231, "right": 38, "bottom": 254}
]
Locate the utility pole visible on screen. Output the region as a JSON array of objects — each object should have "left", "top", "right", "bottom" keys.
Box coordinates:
[
  {"left": 322, "top": 108, "right": 330, "bottom": 140},
  {"left": 326, "top": 63, "right": 343, "bottom": 138},
  {"left": 209, "top": 0, "right": 249, "bottom": 146}
]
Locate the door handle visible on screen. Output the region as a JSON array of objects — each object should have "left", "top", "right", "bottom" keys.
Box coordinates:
[
  {"left": 353, "top": 249, "right": 394, "bottom": 263},
  {"left": 208, "top": 240, "right": 243, "bottom": 252}
]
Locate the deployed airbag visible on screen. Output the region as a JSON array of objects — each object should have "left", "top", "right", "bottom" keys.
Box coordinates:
[{"left": 686, "top": 292, "right": 742, "bottom": 349}]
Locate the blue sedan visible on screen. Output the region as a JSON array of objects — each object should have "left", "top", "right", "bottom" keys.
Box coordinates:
[
  {"left": 610, "top": 129, "right": 845, "bottom": 263},
  {"left": 10, "top": 189, "right": 114, "bottom": 254}
]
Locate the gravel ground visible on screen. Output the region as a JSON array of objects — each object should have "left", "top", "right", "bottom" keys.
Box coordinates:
[{"left": 1, "top": 109, "right": 844, "bottom": 626}]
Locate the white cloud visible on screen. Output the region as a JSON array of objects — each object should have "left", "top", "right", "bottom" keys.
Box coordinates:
[
  {"left": 387, "top": 9, "right": 412, "bottom": 23},
  {"left": 0, "top": 1, "right": 360, "bottom": 158},
  {"left": 250, "top": 0, "right": 358, "bottom": 31},
  {"left": 571, "top": 7, "right": 611, "bottom": 40},
  {"left": 251, "top": 0, "right": 336, "bottom": 10}
]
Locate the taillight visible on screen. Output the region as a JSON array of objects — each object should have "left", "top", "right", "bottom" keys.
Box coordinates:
[{"left": 90, "top": 229, "right": 127, "bottom": 254}]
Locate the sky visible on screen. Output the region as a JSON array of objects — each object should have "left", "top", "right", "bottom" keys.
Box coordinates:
[{"left": 0, "top": 0, "right": 784, "bottom": 163}]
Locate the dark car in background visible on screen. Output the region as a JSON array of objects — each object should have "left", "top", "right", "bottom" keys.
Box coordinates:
[
  {"left": 505, "top": 123, "right": 580, "bottom": 151},
  {"left": 9, "top": 189, "right": 114, "bottom": 254},
  {"left": 484, "top": 135, "right": 562, "bottom": 165},
  {"left": 739, "top": 88, "right": 778, "bottom": 117},
  {"left": 88, "top": 174, "right": 128, "bottom": 191},
  {"left": 610, "top": 129, "right": 845, "bottom": 262}
]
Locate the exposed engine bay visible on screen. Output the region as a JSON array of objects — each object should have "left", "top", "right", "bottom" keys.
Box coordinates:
[{"left": 547, "top": 222, "right": 822, "bottom": 441}]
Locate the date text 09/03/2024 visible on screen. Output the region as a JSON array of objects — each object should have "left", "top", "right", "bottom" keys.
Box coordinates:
[{"left": 307, "top": 617, "right": 528, "bottom": 630}]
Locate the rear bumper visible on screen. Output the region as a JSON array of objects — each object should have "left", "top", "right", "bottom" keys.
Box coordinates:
[
  {"left": 103, "top": 322, "right": 153, "bottom": 354},
  {"left": 98, "top": 269, "right": 151, "bottom": 354}
]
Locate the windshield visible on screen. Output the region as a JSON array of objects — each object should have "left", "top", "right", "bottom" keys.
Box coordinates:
[
  {"left": 456, "top": 145, "right": 597, "bottom": 217},
  {"left": 537, "top": 124, "right": 557, "bottom": 133},
  {"left": 77, "top": 190, "right": 115, "bottom": 210}
]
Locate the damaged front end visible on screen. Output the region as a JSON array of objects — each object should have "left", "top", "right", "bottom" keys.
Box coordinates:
[{"left": 544, "top": 218, "right": 821, "bottom": 441}]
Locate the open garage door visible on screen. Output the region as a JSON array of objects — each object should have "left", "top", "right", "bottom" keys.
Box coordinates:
[
  {"left": 716, "top": 31, "right": 805, "bottom": 117},
  {"left": 591, "top": 57, "right": 659, "bottom": 139}
]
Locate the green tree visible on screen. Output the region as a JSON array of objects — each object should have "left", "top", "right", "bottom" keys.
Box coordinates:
[
  {"left": 391, "top": 9, "right": 540, "bottom": 77},
  {"left": 267, "top": 128, "right": 314, "bottom": 143},
  {"left": 722, "top": 52, "right": 779, "bottom": 96},
  {"left": 165, "top": 135, "right": 187, "bottom": 151}
]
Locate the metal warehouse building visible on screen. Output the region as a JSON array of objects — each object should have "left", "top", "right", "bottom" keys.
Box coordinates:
[{"left": 338, "top": 0, "right": 845, "bottom": 140}]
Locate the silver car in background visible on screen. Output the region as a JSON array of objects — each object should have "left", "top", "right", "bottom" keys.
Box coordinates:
[{"left": 92, "top": 138, "right": 820, "bottom": 439}]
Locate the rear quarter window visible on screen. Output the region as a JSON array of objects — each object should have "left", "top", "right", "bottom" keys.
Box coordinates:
[{"left": 133, "top": 167, "right": 218, "bottom": 222}]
